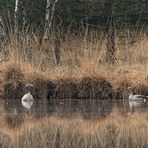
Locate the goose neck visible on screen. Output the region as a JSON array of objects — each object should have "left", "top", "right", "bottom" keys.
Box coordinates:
[
  {"left": 27, "top": 91, "right": 31, "bottom": 94},
  {"left": 129, "top": 92, "right": 134, "bottom": 97}
]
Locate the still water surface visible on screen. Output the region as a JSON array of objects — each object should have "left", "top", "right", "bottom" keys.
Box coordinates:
[{"left": 1, "top": 99, "right": 148, "bottom": 117}]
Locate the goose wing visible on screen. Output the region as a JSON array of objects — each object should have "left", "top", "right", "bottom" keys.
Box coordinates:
[
  {"left": 131, "top": 95, "right": 147, "bottom": 103},
  {"left": 135, "top": 95, "right": 147, "bottom": 99},
  {"left": 22, "top": 93, "right": 34, "bottom": 101},
  {"left": 21, "top": 100, "right": 34, "bottom": 109}
]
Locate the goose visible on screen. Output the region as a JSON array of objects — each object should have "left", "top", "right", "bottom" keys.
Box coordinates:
[
  {"left": 127, "top": 86, "right": 148, "bottom": 112},
  {"left": 21, "top": 83, "right": 34, "bottom": 109}
]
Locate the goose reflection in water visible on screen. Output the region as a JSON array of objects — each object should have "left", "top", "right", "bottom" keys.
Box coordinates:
[
  {"left": 21, "top": 99, "right": 34, "bottom": 109},
  {"left": 21, "top": 83, "right": 34, "bottom": 110}
]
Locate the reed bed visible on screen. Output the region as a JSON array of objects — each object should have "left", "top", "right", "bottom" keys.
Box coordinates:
[{"left": 0, "top": 29, "right": 148, "bottom": 86}]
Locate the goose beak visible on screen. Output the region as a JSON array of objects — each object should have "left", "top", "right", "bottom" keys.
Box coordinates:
[
  {"left": 127, "top": 86, "right": 135, "bottom": 90},
  {"left": 127, "top": 87, "right": 131, "bottom": 90},
  {"left": 26, "top": 83, "right": 33, "bottom": 87},
  {"left": 30, "top": 84, "right": 33, "bottom": 87}
]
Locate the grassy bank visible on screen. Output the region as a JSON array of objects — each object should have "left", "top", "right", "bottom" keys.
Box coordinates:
[
  {"left": 0, "top": 113, "right": 148, "bottom": 148},
  {"left": 0, "top": 30, "right": 148, "bottom": 100}
]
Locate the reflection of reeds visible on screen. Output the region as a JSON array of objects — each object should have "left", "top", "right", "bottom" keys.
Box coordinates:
[{"left": 0, "top": 114, "right": 148, "bottom": 147}]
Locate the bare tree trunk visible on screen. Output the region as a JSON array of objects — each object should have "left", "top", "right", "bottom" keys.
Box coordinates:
[
  {"left": 104, "top": 0, "right": 116, "bottom": 63},
  {"left": 49, "top": 0, "right": 58, "bottom": 29},
  {"left": 44, "top": 0, "right": 61, "bottom": 65},
  {"left": 44, "top": 0, "right": 51, "bottom": 41},
  {"left": 14, "top": 0, "right": 19, "bottom": 36},
  {"left": 44, "top": 0, "right": 58, "bottom": 41},
  {"left": 20, "top": 1, "right": 27, "bottom": 34},
  {"left": 14, "top": 0, "right": 27, "bottom": 40}
]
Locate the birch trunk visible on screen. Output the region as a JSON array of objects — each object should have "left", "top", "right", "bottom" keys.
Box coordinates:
[
  {"left": 44, "top": 0, "right": 58, "bottom": 40},
  {"left": 14, "top": 0, "right": 19, "bottom": 35},
  {"left": 44, "top": 0, "right": 60, "bottom": 65},
  {"left": 49, "top": 0, "right": 58, "bottom": 29},
  {"left": 44, "top": 0, "right": 51, "bottom": 40}
]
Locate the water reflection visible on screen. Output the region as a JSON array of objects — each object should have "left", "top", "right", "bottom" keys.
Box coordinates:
[
  {"left": 2, "top": 99, "right": 148, "bottom": 115},
  {"left": 1, "top": 99, "right": 148, "bottom": 128},
  {"left": 21, "top": 100, "right": 34, "bottom": 110}
]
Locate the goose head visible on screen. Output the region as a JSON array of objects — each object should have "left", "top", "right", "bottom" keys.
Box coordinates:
[
  {"left": 25, "top": 83, "right": 33, "bottom": 93},
  {"left": 127, "top": 86, "right": 134, "bottom": 94}
]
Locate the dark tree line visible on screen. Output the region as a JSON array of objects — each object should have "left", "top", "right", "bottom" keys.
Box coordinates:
[{"left": 1, "top": 0, "right": 148, "bottom": 29}]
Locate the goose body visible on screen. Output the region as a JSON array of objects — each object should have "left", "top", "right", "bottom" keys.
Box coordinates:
[
  {"left": 21, "top": 83, "right": 34, "bottom": 109},
  {"left": 21, "top": 92, "right": 34, "bottom": 101},
  {"left": 127, "top": 87, "right": 148, "bottom": 112}
]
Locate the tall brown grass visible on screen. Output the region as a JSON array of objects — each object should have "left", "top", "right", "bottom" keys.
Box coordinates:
[{"left": 0, "top": 28, "right": 148, "bottom": 87}]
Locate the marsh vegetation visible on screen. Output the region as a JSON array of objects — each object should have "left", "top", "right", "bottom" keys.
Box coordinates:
[
  {"left": 0, "top": 0, "right": 148, "bottom": 147},
  {"left": 0, "top": 27, "right": 147, "bottom": 147}
]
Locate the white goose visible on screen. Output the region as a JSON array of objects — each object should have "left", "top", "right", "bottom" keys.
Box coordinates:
[
  {"left": 127, "top": 87, "right": 148, "bottom": 112},
  {"left": 21, "top": 83, "right": 34, "bottom": 109}
]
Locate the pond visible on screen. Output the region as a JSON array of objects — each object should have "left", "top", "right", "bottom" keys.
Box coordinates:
[
  {"left": 0, "top": 98, "right": 147, "bottom": 128},
  {"left": 1, "top": 99, "right": 148, "bottom": 117}
]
